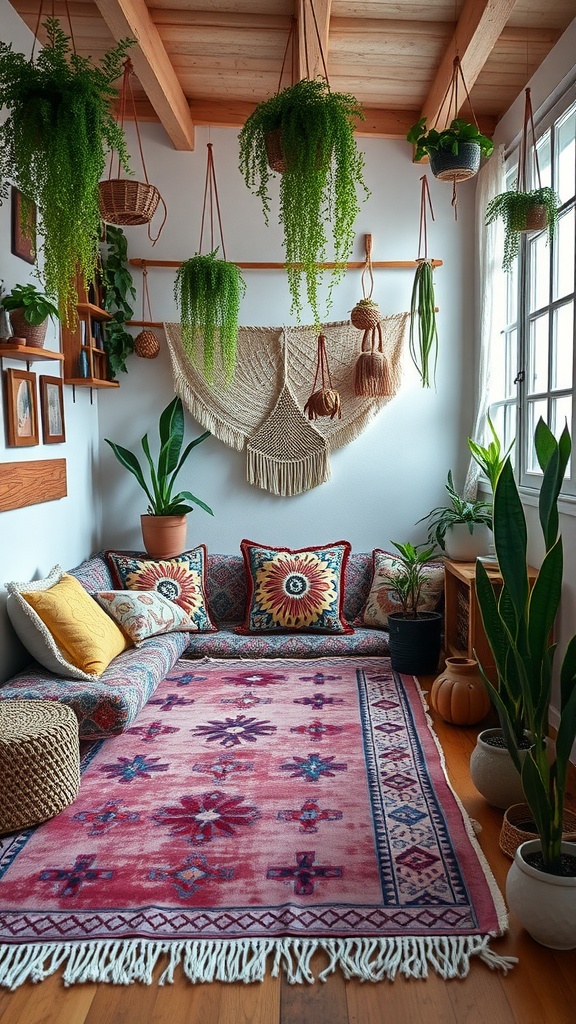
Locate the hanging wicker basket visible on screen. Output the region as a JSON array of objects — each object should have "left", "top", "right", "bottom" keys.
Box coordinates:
[
  {"left": 351, "top": 298, "right": 381, "bottom": 331},
  {"left": 265, "top": 128, "right": 286, "bottom": 173},
  {"left": 134, "top": 328, "right": 160, "bottom": 359},
  {"left": 98, "top": 179, "right": 161, "bottom": 226}
]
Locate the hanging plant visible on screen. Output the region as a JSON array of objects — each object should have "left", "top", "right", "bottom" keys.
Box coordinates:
[
  {"left": 485, "top": 89, "right": 560, "bottom": 272},
  {"left": 0, "top": 18, "right": 132, "bottom": 322},
  {"left": 174, "top": 144, "right": 245, "bottom": 384},
  {"left": 99, "top": 224, "right": 136, "bottom": 376},
  {"left": 409, "top": 176, "right": 439, "bottom": 389},
  {"left": 239, "top": 75, "right": 368, "bottom": 325}
]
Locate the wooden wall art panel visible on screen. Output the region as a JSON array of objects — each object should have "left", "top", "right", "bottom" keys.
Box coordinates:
[{"left": 0, "top": 459, "right": 67, "bottom": 512}]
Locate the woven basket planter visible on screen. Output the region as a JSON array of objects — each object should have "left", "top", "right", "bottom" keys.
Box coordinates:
[
  {"left": 134, "top": 328, "right": 160, "bottom": 359},
  {"left": 429, "top": 142, "right": 481, "bottom": 182},
  {"left": 8, "top": 309, "right": 48, "bottom": 348},
  {"left": 265, "top": 128, "right": 286, "bottom": 173},
  {"left": 522, "top": 204, "right": 548, "bottom": 232},
  {"left": 500, "top": 802, "right": 576, "bottom": 860},
  {"left": 99, "top": 179, "right": 161, "bottom": 226}
]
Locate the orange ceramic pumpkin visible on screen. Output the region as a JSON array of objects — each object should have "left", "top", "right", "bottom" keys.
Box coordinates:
[{"left": 430, "top": 657, "right": 491, "bottom": 725}]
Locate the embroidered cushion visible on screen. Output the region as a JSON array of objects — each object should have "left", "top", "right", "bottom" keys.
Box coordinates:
[
  {"left": 105, "top": 546, "right": 215, "bottom": 632},
  {"left": 6, "top": 567, "right": 128, "bottom": 680},
  {"left": 94, "top": 590, "right": 199, "bottom": 645},
  {"left": 360, "top": 549, "right": 444, "bottom": 629},
  {"left": 237, "top": 540, "right": 353, "bottom": 634}
]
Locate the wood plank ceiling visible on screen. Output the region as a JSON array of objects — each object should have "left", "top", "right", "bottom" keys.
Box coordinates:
[{"left": 7, "top": 0, "right": 576, "bottom": 150}]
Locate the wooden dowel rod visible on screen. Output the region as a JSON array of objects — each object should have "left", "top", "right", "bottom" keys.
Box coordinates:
[
  {"left": 129, "top": 258, "right": 443, "bottom": 270},
  {"left": 127, "top": 310, "right": 440, "bottom": 329}
]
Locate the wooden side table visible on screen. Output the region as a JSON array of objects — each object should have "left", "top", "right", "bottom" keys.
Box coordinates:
[{"left": 443, "top": 559, "right": 540, "bottom": 682}]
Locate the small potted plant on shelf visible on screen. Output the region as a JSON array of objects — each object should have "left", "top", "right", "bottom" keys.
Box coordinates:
[
  {"left": 2, "top": 282, "right": 60, "bottom": 348},
  {"left": 105, "top": 395, "right": 214, "bottom": 559},
  {"left": 406, "top": 117, "right": 494, "bottom": 181},
  {"left": 238, "top": 77, "right": 369, "bottom": 325},
  {"left": 382, "top": 540, "right": 443, "bottom": 676},
  {"left": 0, "top": 18, "right": 132, "bottom": 322},
  {"left": 420, "top": 470, "right": 493, "bottom": 560},
  {"left": 485, "top": 186, "right": 560, "bottom": 272},
  {"left": 475, "top": 419, "right": 576, "bottom": 949}
]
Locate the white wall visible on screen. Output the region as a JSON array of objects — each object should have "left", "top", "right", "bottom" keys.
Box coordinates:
[
  {"left": 0, "top": 0, "right": 104, "bottom": 681},
  {"left": 98, "top": 123, "right": 477, "bottom": 556}
]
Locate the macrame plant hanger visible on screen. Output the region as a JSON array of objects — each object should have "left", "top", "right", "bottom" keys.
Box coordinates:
[
  {"left": 134, "top": 262, "right": 160, "bottom": 358},
  {"left": 432, "top": 55, "right": 480, "bottom": 217},
  {"left": 304, "top": 333, "right": 342, "bottom": 419},
  {"left": 98, "top": 59, "right": 167, "bottom": 243},
  {"left": 351, "top": 236, "right": 391, "bottom": 397},
  {"left": 410, "top": 175, "right": 439, "bottom": 388},
  {"left": 516, "top": 88, "right": 547, "bottom": 230},
  {"left": 199, "top": 141, "right": 226, "bottom": 260}
]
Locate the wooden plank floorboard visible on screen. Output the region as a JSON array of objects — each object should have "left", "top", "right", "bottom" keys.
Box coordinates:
[{"left": 1, "top": 675, "right": 576, "bottom": 1023}]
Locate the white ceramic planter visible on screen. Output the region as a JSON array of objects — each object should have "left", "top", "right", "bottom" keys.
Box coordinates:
[
  {"left": 506, "top": 839, "right": 576, "bottom": 949},
  {"left": 445, "top": 522, "right": 491, "bottom": 560},
  {"left": 469, "top": 728, "right": 526, "bottom": 809}
]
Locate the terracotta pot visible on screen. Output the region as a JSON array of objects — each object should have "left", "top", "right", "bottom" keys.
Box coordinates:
[
  {"left": 8, "top": 309, "right": 48, "bottom": 348},
  {"left": 469, "top": 727, "right": 528, "bottom": 809},
  {"left": 430, "top": 657, "right": 491, "bottom": 725},
  {"left": 444, "top": 522, "right": 491, "bottom": 560},
  {"left": 140, "top": 514, "right": 187, "bottom": 559},
  {"left": 506, "top": 839, "right": 576, "bottom": 949}
]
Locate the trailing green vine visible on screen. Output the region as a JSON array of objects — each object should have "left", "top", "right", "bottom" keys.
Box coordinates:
[
  {"left": 0, "top": 18, "right": 132, "bottom": 322},
  {"left": 174, "top": 251, "right": 245, "bottom": 384},
  {"left": 99, "top": 224, "right": 136, "bottom": 376},
  {"left": 238, "top": 77, "right": 369, "bottom": 325}
]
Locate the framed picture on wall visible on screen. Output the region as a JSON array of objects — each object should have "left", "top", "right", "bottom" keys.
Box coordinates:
[
  {"left": 4, "top": 367, "right": 39, "bottom": 447},
  {"left": 11, "top": 187, "right": 36, "bottom": 264},
  {"left": 40, "top": 375, "right": 65, "bottom": 444}
]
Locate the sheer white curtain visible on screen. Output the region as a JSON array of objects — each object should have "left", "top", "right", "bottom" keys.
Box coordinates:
[{"left": 463, "top": 144, "right": 506, "bottom": 498}]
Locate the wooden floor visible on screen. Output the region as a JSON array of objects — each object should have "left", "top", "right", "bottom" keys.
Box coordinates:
[{"left": 1, "top": 677, "right": 576, "bottom": 1024}]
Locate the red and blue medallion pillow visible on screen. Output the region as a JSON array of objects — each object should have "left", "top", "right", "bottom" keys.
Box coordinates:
[
  {"left": 105, "top": 545, "right": 215, "bottom": 632},
  {"left": 237, "top": 540, "right": 353, "bottom": 634}
]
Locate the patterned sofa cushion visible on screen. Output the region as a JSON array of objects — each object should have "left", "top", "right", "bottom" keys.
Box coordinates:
[{"left": 184, "top": 625, "right": 388, "bottom": 659}]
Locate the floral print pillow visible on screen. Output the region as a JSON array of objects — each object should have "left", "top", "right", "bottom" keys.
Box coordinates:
[
  {"left": 105, "top": 546, "right": 215, "bottom": 633},
  {"left": 236, "top": 540, "right": 353, "bottom": 634},
  {"left": 94, "top": 590, "right": 198, "bottom": 645}
]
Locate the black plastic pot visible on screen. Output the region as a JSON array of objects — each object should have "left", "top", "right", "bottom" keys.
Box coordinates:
[
  {"left": 429, "top": 142, "right": 481, "bottom": 182},
  {"left": 387, "top": 611, "right": 443, "bottom": 675}
]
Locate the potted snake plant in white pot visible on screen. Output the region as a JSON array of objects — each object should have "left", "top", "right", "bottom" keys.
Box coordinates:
[
  {"left": 105, "top": 396, "right": 214, "bottom": 559},
  {"left": 383, "top": 540, "right": 443, "bottom": 676},
  {"left": 476, "top": 419, "right": 576, "bottom": 949},
  {"left": 420, "top": 470, "right": 493, "bottom": 560}
]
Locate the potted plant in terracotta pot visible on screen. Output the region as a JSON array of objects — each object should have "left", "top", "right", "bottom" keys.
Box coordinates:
[
  {"left": 2, "top": 282, "right": 60, "bottom": 348},
  {"left": 105, "top": 396, "right": 214, "bottom": 559},
  {"left": 475, "top": 418, "right": 576, "bottom": 949},
  {"left": 420, "top": 471, "right": 493, "bottom": 560},
  {"left": 383, "top": 540, "right": 443, "bottom": 676}
]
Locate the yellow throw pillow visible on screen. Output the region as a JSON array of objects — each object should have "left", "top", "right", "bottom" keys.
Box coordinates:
[{"left": 22, "top": 574, "right": 128, "bottom": 676}]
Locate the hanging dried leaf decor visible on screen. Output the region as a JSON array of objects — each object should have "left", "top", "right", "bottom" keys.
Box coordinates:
[
  {"left": 304, "top": 333, "right": 342, "bottom": 420},
  {"left": 410, "top": 176, "right": 439, "bottom": 388}
]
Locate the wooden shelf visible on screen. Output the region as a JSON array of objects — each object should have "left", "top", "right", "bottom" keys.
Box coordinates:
[
  {"left": 64, "top": 377, "right": 119, "bottom": 388},
  {"left": 77, "top": 303, "right": 112, "bottom": 321},
  {"left": 61, "top": 272, "right": 117, "bottom": 387},
  {"left": 0, "top": 343, "right": 64, "bottom": 362}
]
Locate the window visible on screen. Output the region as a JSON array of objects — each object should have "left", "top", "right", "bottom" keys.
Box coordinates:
[{"left": 489, "top": 88, "right": 576, "bottom": 497}]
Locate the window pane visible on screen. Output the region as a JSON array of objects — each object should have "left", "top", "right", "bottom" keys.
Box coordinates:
[
  {"left": 504, "top": 404, "right": 518, "bottom": 469},
  {"left": 557, "top": 105, "right": 576, "bottom": 204},
  {"left": 529, "top": 230, "right": 550, "bottom": 310},
  {"left": 527, "top": 400, "right": 548, "bottom": 472},
  {"left": 554, "top": 206, "right": 575, "bottom": 301},
  {"left": 551, "top": 396, "right": 572, "bottom": 478},
  {"left": 552, "top": 301, "right": 574, "bottom": 390},
  {"left": 506, "top": 327, "right": 518, "bottom": 398},
  {"left": 506, "top": 260, "right": 518, "bottom": 323},
  {"left": 535, "top": 131, "right": 551, "bottom": 189},
  {"left": 527, "top": 314, "right": 549, "bottom": 394}
]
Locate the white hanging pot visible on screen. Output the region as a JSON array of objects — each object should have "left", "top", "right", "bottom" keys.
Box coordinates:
[
  {"left": 506, "top": 839, "right": 576, "bottom": 949},
  {"left": 444, "top": 522, "right": 491, "bottom": 560}
]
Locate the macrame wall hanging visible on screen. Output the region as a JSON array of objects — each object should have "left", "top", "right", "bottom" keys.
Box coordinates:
[
  {"left": 350, "top": 235, "right": 391, "bottom": 397},
  {"left": 164, "top": 314, "right": 409, "bottom": 495},
  {"left": 134, "top": 262, "right": 161, "bottom": 358}
]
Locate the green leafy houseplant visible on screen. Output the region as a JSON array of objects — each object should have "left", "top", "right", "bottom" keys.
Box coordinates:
[
  {"left": 238, "top": 77, "right": 369, "bottom": 324},
  {"left": 409, "top": 259, "right": 438, "bottom": 388},
  {"left": 174, "top": 251, "right": 245, "bottom": 384},
  {"left": 421, "top": 470, "right": 493, "bottom": 549},
  {"left": 104, "top": 395, "right": 214, "bottom": 518},
  {"left": 99, "top": 225, "right": 136, "bottom": 376},
  {"left": 485, "top": 186, "right": 560, "bottom": 272},
  {"left": 384, "top": 540, "right": 443, "bottom": 676},
  {"left": 3, "top": 283, "right": 59, "bottom": 326},
  {"left": 406, "top": 117, "right": 494, "bottom": 163},
  {"left": 475, "top": 419, "right": 576, "bottom": 874},
  {"left": 0, "top": 18, "right": 132, "bottom": 322},
  {"left": 381, "top": 541, "right": 440, "bottom": 619},
  {"left": 468, "top": 412, "right": 515, "bottom": 492}
]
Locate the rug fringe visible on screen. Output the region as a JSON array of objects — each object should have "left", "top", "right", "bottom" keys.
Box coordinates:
[{"left": 0, "top": 936, "right": 517, "bottom": 990}]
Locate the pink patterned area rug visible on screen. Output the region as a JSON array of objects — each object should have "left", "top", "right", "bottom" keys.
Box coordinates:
[{"left": 0, "top": 657, "right": 515, "bottom": 989}]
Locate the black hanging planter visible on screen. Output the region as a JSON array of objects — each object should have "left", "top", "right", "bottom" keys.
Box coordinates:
[
  {"left": 387, "top": 611, "right": 443, "bottom": 675},
  {"left": 429, "top": 142, "right": 481, "bottom": 182}
]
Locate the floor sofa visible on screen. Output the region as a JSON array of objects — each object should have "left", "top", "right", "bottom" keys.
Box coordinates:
[{"left": 0, "top": 551, "right": 388, "bottom": 741}]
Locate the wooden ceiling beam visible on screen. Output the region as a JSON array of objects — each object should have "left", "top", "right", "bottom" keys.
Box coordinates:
[
  {"left": 94, "top": 0, "right": 195, "bottom": 151},
  {"left": 419, "top": 0, "right": 517, "bottom": 131},
  {"left": 296, "top": 0, "right": 332, "bottom": 81}
]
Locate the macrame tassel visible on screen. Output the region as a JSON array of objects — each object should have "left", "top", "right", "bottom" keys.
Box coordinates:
[
  {"left": 354, "top": 322, "right": 392, "bottom": 397},
  {"left": 304, "top": 333, "right": 342, "bottom": 420}
]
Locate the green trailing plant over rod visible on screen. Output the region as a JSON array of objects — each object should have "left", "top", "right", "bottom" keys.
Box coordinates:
[
  {"left": 99, "top": 224, "right": 136, "bottom": 376},
  {"left": 238, "top": 77, "right": 369, "bottom": 325},
  {"left": 0, "top": 19, "right": 132, "bottom": 322},
  {"left": 174, "top": 251, "right": 245, "bottom": 385}
]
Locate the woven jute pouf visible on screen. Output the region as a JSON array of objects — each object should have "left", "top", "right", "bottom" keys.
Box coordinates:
[{"left": 0, "top": 700, "right": 80, "bottom": 835}]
